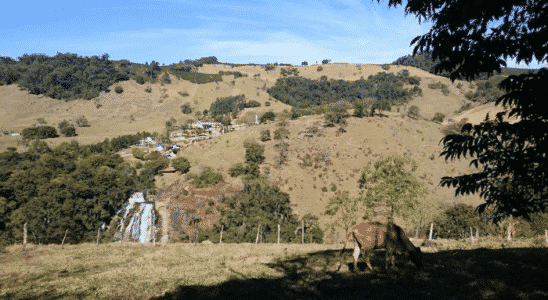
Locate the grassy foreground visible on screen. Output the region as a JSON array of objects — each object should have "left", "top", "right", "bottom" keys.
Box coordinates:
[{"left": 1, "top": 238, "right": 547, "bottom": 299}]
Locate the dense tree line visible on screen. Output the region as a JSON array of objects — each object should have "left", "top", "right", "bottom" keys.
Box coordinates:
[
  {"left": 0, "top": 52, "right": 130, "bottom": 101},
  {"left": 209, "top": 94, "right": 261, "bottom": 118},
  {"left": 0, "top": 131, "right": 158, "bottom": 251},
  {"left": 265, "top": 71, "right": 421, "bottom": 111}
]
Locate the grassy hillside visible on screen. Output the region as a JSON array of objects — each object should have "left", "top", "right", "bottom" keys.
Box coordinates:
[{"left": 1, "top": 59, "right": 526, "bottom": 242}]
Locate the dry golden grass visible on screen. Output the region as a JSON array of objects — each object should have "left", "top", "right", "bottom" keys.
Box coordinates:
[
  {"left": 1, "top": 63, "right": 505, "bottom": 240},
  {"left": 1, "top": 237, "right": 547, "bottom": 299}
]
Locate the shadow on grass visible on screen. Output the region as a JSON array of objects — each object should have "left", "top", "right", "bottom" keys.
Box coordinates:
[
  {"left": 148, "top": 247, "right": 548, "bottom": 300},
  {"left": 2, "top": 247, "right": 548, "bottom": 299}
]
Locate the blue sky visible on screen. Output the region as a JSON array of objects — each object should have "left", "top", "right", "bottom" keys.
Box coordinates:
[{"left": 1, "top": 0, "right": 544, "bottom": 68}]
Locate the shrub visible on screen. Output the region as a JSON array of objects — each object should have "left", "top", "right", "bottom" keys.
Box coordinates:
[
  {"left": 407, "top": 106, "right": 420, "bottom": 119},
  {"left": 260, "top": 111, "right": 276, "bottom": 123},
  {"left": 181, "top": 104, "right": 192, "bottom": 114},
  {"left": 381, "top": 64, "right": 390, "bottom": 70},
  {"left": 172, "top": 156, "right": 191, "bottom": 174},
  {"left": 457, "top": 82, "right": 463, "bottom": 89},
  {"left": 432, "top": 112, "right": 445, "bottom": 123},
  {"left": 58, "top": 120, "right": 77, "bottom": 137},
  {"left": 76, "top": 115, "right": 90, "bottom": 127},
  {"left": 21, "top": 126, "right": 59, "bottom": 140},
  {"left": 247, "top": 100, "right": 261, "bottom": 108},
  {"left": 321, "top": 186, "right": 328, "bottom": 192},
  {"left": 132, "top": 148, "right": 146, "bottom": 160},
  {"left": 178, "top": 91, "right": 190, "bottom": 97},
  {"left": 317, "top": 66, "right": 323, "bottom": 72},
  {"left": 441, "top": 86, "right": 450, "bottom": 96},
  {"left": 229, "top": 162, "right": 246, "bottom": 177},
  {"left": 265, "top": 101, "right": 270, "bottom": 106},
  {"left": 260, "top": 129, "right": 271, "bottom": 142},
  {"left": 36, "top": 118, "right": 47, "bottom": 125},
  {"left": 400, "top": 69, "right": 410, "bottom": 77},
  {"left": 136, "top": 76, "right": 146, "bottom": 85},
  {"left": 145, "top": 87, "right": 152, "bottom": 93},
  {"left": 191, "top": 167, "right": 224, "bottom": 188},
  {"left": 114, "top": 86, "right": 124, "bottom": 93},
  {"left": 320, "top": 75, "right": 328, "bottom": 81}
]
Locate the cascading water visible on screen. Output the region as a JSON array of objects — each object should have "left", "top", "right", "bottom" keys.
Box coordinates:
[{"left": 114, "top": 192, "right": 161, "bottom": 243}]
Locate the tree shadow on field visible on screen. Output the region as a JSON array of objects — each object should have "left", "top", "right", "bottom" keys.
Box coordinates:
[{"left": 150, "top": 247, "right": 548, "bottom": 300}]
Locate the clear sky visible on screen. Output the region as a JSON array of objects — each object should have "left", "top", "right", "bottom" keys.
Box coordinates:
[{"left": 1, "top": 0, "right": 544, "bottom": 68}]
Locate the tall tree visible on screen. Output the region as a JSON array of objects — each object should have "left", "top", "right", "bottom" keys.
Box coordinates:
[{"left": 380, "top": 0, "right": 548, "bottom": 223}]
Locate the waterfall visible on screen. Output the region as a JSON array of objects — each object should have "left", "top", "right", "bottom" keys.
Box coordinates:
[{"left": 114, "top": 192, "right": 160, "bottom": 243}]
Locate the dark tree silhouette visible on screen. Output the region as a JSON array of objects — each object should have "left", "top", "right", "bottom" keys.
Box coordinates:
[{"left": 380, "top": 0, "right": 547, "bottom": 223}]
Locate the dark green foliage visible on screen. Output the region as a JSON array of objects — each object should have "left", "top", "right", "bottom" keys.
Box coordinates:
[
  {"left": 135, "top": 75, "right": 145, "bottom": 84},
  {"left": 264, "top": 62, "right": 278, "bottom": 71},
  {"left": 22, "top": 126, "right": 59, "bottom": 140},
  {"left": 265, "top": 101, "right": 270, "bottom": 106},
  {"left": 433, "top": 204, "right": 497, "bottom": 239},
  {"left": 161, "top": 72, "right": 171, "bottom": 84},
  {"left": 58, "top": 120, "right": 77, "bottom": 137},
  {"left": 352, "top": 101, "right": 366, "bottom": 118},
  {"left": 302, "top": 61, "right": 308, "bottom": 66},
  {"left": 132, "top": 148, "right": 146, "bottom": 160},
  {"left": 216, "top": 178, "right": 302, "bottom": 243},
  {"left": 280, "top": 67, "right": 300, "bottom": 77},
  {"left": 76, "top": 115, "right": 90, "bottom": 127},
  {"left": 209, "top": 94, "right": 248, "bottom": 118},
  {"left": 324, "top": 108, "right": 349, "bottom": 127},
  {"left": 317, "top": 66, "right": 323, "bottom": 72},
  {"left": 464, "top": 76, "right": 506, "bottom": 104},
  {"left": 432, "top": 112, "right": 445, "bottom": 123},
  {"left": 407, "top": 106, "right": 420, "bottom": 119},
  {"left": 10, "top": 52, "right": 128, "bottom": 101},
  {"left": 266, "top": 72, "right": 421, "bottom": 113},
  {"left": 218, "top": 70, "right": 248, "bottom": 79},
  {"left": 0, "top": 139, "right": 140, "bottom": 250},
  {"left": 214, "top": 115, "right": 231, "bottom": 127},
  {"left": 246, "top": 100, "right": 261, "bottom": 108},
  {"left": 320, "top": 75, "right": 328, "bottom": 81},
  {"left": 260, "top": 129, "right": 271, "bottom": 142},
  {"left": 145, "top": 87, "right": 152, "bottom": 93},
  {"left": 181, "top": 103, "right": 192, "bottom": 114},
  {"left": 322, "top": 59, "right": 331, "bottom": 64},
  {"left": 381, "top": 64, "right": 390, "bottom": 70},
  {"left": 114, "top": 86, "right": 123, "bottom": 93},
  {"left": 229, "top": 162, "right": 246, "bottom": 177},
  {"left": 172, "top": 156, "right": 191, "bottom": 174},
  {"left": 190, "top": 167, "right": 224, "bottom": 188},
  {"left": 400, "top": 69, "right": 410, "bottom": 77},
  {"left": 387, "top": 0, "right": 548, "bottom": 222},
  {"left": 260, "top": 111, "right": 276, "bottom": 123}
]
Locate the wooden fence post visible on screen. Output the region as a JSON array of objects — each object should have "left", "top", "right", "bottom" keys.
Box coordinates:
[
  {"left": 96, "top": 227, "right": 101, "bottom": 247},
  {"left": 301, "top": 220, "right": 304, "bottom": 244},
  {"left": 256, "top": 224, "right": 261, "bottom": 244},
  {"left": 220, "top": 225, "right": 223, "bottom": 244},
  {"left": 277, "top": 224, "right": 280, "bottom": 245},
  {"left": 61, "top": 229, "right": 68, "bottom": 249},
  {"left": 23, "top": 223, "right": 27, "bottom": 250},
  {"left": 470, "top": 227, "right": 474, "bottom": 244}
]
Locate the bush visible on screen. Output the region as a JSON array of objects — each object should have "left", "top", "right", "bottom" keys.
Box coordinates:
[
  {"left": 58, "top": 120, "right": 77, "bottom": 137},
  {"left": 400, "top": 69, "right": 410, "bottom": 77},
  {"left": 76, "top": 115, "right": 90, "bottom": 127},
  {"left": 265, "top": 101, "right": 270, "bottom": 106},
  {"left": 432, "top": 112, "right": 445, "bottom": 123},
  {"left": 136, "top": 76, "right": 146, "bottom": 84},
  {"left": 247, "top": 100, "right": 261, "bottom": 108},
  {"left": 407, "top": 106, "right": 420, "bottom": 119},
  {"left": 229, "top": 162, "right": 246, "bottom": 177},
  {"left": 114, "top": 86, "right": 124, "bottom": 93},
  {"left": 191, "top": 167, "right": 224, "bottom": 188},
  {"left": 381, "top": 64, "right": 390, "bottom": 70},
  {"left": 317, "top": 66, "right": 323, "bottom": 72},
  {"left": 172, "top": 156, "right": 191, "bottom": 174},
  {"left": 132, "top": 148, "right": 146, "bottom": 160},
  {"left": 260, "top": 111, "right": 276, "bottom": 123},
  {"left": 260, "top": 129, "right": 271, "bottom": 142},
  {"left": 21, "top": 126, "right": 59, "bottom": 140},
  {"left": 181, "top": 104, "right": 192, "bottom": 114},
  {"left": 145, "top": 87, "right": 152, "bottom": 93}
]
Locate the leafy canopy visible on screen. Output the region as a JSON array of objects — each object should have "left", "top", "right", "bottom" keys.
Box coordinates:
[{"left": 380, "top": 0, "right": 548, "bottom": 223}]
